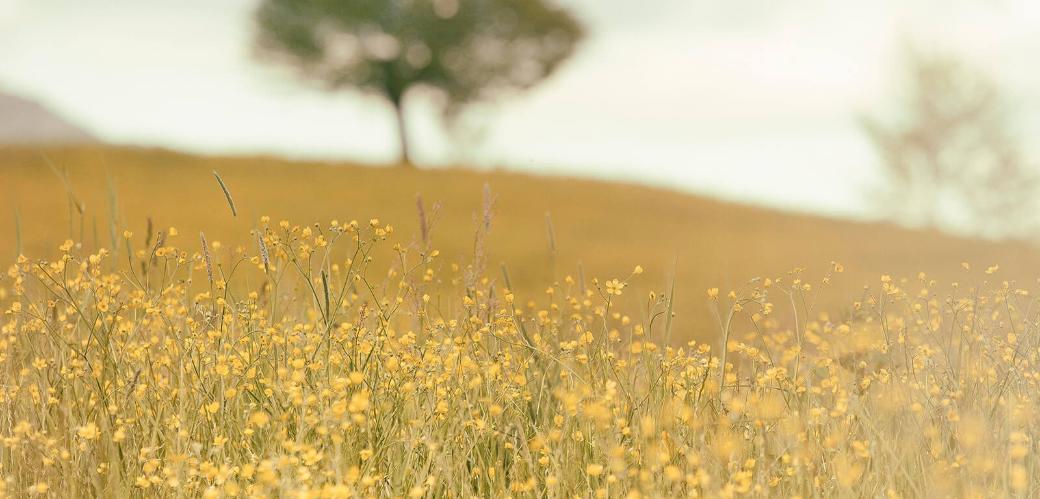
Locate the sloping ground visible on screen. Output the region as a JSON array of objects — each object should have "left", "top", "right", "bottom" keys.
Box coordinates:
[
  {"left": 1, "top": 145, "right": 1037, "bottom": 341},
  {"left": 0, "top": 92, "right": 96, "bottom": 144}
]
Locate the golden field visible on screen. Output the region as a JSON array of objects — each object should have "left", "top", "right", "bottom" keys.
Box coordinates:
[
  {"left": 2, "top": 145, "right": 1039, "bottom": 342},
  {"left": 2, "top": 145, "right": 1040, "bottom": 497}
]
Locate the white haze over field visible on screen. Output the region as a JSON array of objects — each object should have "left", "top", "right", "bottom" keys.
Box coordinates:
[{"left": 2, "top": 0, "right": 1040, "bottom": 218}]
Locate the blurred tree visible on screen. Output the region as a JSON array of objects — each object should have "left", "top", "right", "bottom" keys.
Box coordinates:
[
  {"left": 253, "top": 0, "right": 584, "bottom": 166},
  {"left": 862, "top": 51, "right": 1039, "bottom": 238}
]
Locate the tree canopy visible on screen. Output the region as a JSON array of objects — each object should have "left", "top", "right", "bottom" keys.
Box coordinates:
[
  {"left": 862, "top": 51, "right": 1038, "bottom": 238},
  {"left": 254, "top": 0, "right": 584, "bottom": 165}
]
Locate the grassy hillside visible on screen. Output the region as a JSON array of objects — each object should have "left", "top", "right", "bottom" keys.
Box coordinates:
[{"left": 2, "top": 145, "right": 1038, "bottom": 341}]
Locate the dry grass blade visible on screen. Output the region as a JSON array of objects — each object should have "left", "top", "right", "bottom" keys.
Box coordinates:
[
  {"left": 545, "top": 212, "right": 557, "bottom": 254},
  {"left": 200, "top": 231, "right": 214, "bottom": 285},
  {"left": 212, "top": 170, "right": 238, "bottom": 217},
  {"left": 500, "top": 262, "right": 513, "bottom": 290},
  {"left": 321, "top": 270, "right": 331, "bottom": 323},
  {"left": 416, "top": 194, "right": 429, "bottom": 248},
  {"left": 256, "top": 229, "right": 270, "bottom": 274}
]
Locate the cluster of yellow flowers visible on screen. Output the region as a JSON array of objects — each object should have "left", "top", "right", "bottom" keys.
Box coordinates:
[{"left": 1, "top": 218, "right": 1038, "bottom": 498}]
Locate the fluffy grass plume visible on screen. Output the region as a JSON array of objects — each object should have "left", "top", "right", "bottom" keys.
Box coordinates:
[{"left": 1, "top": 211, "right": 1038, "bottom": 498}]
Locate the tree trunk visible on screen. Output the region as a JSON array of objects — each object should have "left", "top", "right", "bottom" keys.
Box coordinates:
[{"left": 391, "top": 98, "right": 412, "bottom": 167}]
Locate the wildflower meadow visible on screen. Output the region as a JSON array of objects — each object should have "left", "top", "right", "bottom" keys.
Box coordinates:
[{"left": 2, "top": 194, "right": 1038, "bottom": 497}]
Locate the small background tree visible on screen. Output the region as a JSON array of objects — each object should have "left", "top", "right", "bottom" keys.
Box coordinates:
[
  {"left": 862, "top": 50, "right": 1039, "bottom": 239},
  {"left": 253, "top": 0, "right": 584, "bottom": 166}
]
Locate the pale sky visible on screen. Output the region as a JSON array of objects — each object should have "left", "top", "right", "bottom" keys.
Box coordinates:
[{"left": 2, "top": 0, "right": 1039, "bottom": 218}]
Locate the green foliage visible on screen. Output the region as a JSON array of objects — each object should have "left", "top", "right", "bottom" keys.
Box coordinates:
[{"left": 253, "top": 0, "right": 584, "bottom": 163}]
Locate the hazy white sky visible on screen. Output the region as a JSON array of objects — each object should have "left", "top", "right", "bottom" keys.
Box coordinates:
[{"left": 2, "top": 0, "right": 1039, "bottom": 218}]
